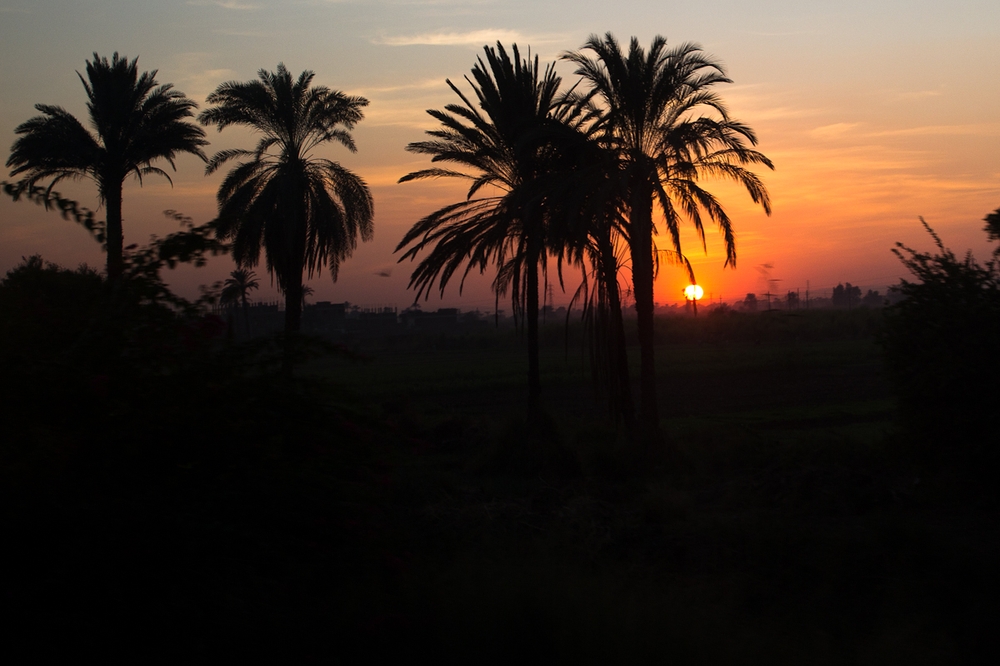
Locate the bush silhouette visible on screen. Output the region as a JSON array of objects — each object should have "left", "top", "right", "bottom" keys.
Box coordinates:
[{"left": 882, "top": 218, "right": 1000, "bottom": 469}]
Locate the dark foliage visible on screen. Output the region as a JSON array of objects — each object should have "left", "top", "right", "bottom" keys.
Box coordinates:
[
  {"left": 862, "top": 289, "right": 883, "bottom": 307},
  {"left": 984, "top": 207, "right": 1000, "bottom": 250},
  {"left": 0, "top": 253, "right": 362, "bottom": 659},
  {"left": 881, "top": 218, "right": 1000, "bottom": 469},
  {"left": 832, "top": 282, "right": 862, "bottom": 309}
]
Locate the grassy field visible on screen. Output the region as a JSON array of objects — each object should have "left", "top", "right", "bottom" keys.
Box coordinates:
[
  {"left": 318, "top": 310, "right": 896, "bottom": 450},
  {"left": 277, "top": 310, "right": 993, "bottom": 663},
  {"left": 4, "top": 309, "right": 997, "bottom": 663}
]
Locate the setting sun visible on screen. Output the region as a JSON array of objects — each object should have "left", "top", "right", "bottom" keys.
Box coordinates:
[{"left": 684, "top": 284, "right": 705, "bottom": 301}]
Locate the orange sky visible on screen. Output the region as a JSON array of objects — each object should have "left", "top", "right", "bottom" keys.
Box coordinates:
[{"left": 2, "top": 1, "right": 998, "bottom": 309}]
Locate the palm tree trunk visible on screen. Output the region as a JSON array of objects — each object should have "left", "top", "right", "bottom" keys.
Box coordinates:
[
  {"left": 284, "top": 206, "right": 307, "bottom": 336},
  {"left": 104, "top": 177, "right": 124, "bottom": 282},
  {"left": 599, "top": 231, "right": 634, "bottom": 429},
  {"left": 284, "top": 273, "right": 303, "bottom": 334},
  {"left": 241, "top": 294, "right": 251, "bottom": 338},
  {"left": 526, "top": 240, "right": 542, "bottom": 425},
  {"left": 629, "top": 185, "right": 660, "bottom": 442},
  {"left": 281, "top": 270, "right": 303, "bottom": 376}
]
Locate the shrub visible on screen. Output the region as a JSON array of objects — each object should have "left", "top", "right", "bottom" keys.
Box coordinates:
[{"left": 881, "top": 217, "right": 1000, "bottom": 468}]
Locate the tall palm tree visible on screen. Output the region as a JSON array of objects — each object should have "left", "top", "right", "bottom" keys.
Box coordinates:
[
  {"left": 6, "top": 52, "right": 208, "bottom": 281},
  {"left": 220, "top": 268, "right": 259, "bottom": 336},
  {"left": 539, "top": 125, "right": 635, "bottom": 427},
  {"left": 395, "top": 42, "right": 575, "bottom": 422},
  {"left": 199, "top": 64, "right": 374, "bottom": 334},
  {"left": 563, "top": 33, "right": 773, "bottom": 441}
]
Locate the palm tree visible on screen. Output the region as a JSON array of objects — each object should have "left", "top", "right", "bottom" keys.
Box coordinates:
[
  {"left": 198, "top": 64, "right": 374, "bottom": 335},
  {"left": 220, "top": 268, "right": 259, "bottom": 336},
  {"left": 6, "top": 52, "right": 208, "bottom": 282},
  {"left": 395, "top": 42, "right": 576, "bottom": 422},
  {"left": 535, "top": 124, "right": 635, "bottom": 427},
  {"left": 563, "top": 34, "right": 774, "bottom": 441}
]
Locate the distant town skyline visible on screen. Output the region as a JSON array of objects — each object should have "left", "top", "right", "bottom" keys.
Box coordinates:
[{"left": 2, "top": 1, "right": 998, "bottom": 308}]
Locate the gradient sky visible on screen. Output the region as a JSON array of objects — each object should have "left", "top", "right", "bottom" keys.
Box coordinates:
[{"left": 2, "top": 0, "right": 998, "bottom": 309}]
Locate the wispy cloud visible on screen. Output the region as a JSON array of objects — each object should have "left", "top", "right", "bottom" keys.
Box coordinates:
[
  {"left": 186, "top": 0, "right": 260, "bottom": 10},
  {"left": 362, "top": 79, "right": 446, "bottom": 94},
  {"left": 810, "top": 122, "right": 860, "bottom": 139},
  {"left": 374, "top": 28, "right": 564, "bottom": 47},
  {"left": 375, "top": 0, "right": 492, "bottom": 4},
  {"left": 742, "top": 30, "right": 820, "bottom": 37},
  {"left": 867, "top": 123, "right": 1000, "bottom": 138},
  {"left": 212, "top": 28, "right": 266, "bottom": 37},
  {"left": 723, "top": 86, "right": 824, "bottom": 122},
  {"left": 169, "top": 53, "right": 239, "bottom": 100},
  {"left": 896, "top": 89, "right": 943, "bottom": 100}
]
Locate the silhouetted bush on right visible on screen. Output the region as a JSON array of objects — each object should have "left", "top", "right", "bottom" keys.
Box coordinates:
[{"left": 882, "top": 215, "right": 1000, "bottom": 469}]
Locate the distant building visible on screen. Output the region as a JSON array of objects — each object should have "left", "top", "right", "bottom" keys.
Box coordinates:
[
  {"left": 346, "top": 306, "right": 398, "bottom": 335},
  {"left": 303, "top": 301, "right": 347, "bottom": 334},
  {"left": 400, "top": 307, "right": 459, "bottom": 331},
  {"left": 246, "top": 302, "right": 282, "bottom": 335}
]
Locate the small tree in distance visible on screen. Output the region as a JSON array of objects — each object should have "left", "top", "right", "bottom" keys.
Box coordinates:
[
  {"left": 221, "top": 268, "right": 259, "bottom": 337},
  {"left": 832, "top": 283, "right": 861, "bottom": 309},
  {"left": 862, "top": 289, "right": 882, "bottom": 307}
]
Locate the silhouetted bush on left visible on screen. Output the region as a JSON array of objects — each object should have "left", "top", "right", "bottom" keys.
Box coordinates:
[{"left": 0, "top": 196, "right": 369, "bottom": 655}]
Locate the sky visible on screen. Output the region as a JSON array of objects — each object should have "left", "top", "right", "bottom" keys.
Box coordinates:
[{"left": 1, "top": 0, "right": 998, "bottom": 309}]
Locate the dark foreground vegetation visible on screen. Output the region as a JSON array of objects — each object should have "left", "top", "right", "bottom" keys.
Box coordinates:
[
  {"left": 1, "top": 42, "right": 997, "bottom": 663},
  {"left": 2, "top": 249, "right": 998, "bottom": 663}
]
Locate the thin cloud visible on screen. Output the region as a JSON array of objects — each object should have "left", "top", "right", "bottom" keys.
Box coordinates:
[
  {"left": 897, "top": 89, "right": 943, "bottom": 100},
  {"left": 169, "top": 54, "right": 238, "bottom": 100},
  {"left": 213, "top": 28, "right": 266, "bottom": 37},
  {"left": 187, "top": 0, "right": 260, "bottom": 10},
  {"left": 362, "top": 79, "right": 447, "bottom": 94},
  {"left": 371, "top": 0, "right": 491, "bottom": 4},
  {"left": 722, "top": 86, "right": 824, "bottom": 122},
  {"left": 867, "top": 124, "right": 1000, "bottom": 138},
  {"left": 743, "top": 30, "right": 820, "bottom": 37},
  {"left": 374, "top": 28, "right": 564, "bottom": 47},
  {"left": 810, "top": 122, "right": 860, "bottom": 139}
]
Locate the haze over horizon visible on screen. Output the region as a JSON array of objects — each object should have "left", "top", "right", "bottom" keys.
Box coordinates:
[{"left": 2, "top": 0, "right": 998, "bottom": 309}]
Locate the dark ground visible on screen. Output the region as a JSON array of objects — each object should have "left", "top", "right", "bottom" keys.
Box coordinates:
[{"left": 3, "top": 309, "right": 997, "bottom": 663}]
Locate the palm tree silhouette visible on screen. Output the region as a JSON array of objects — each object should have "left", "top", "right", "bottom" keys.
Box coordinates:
[
  {"left": 300, "top": 285, "right": 314, "bottom": 309},
  {"left": 523, "top": 120, "right": 633, "bottom": 427},
  {"left": 395, "top": 42, "right": 577, "bottom": 422},
  {"left": 564, "top": 34, "right": 773, "bottom": 441},
  {"left": 199, "top": 64, "right": 374, "bottom": 335},
  {"left": 6, "top": 53, "right": 207, "bottom": 282},
  {"left": 220, "top": 268, "right": 259, "bottom": 336}
]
